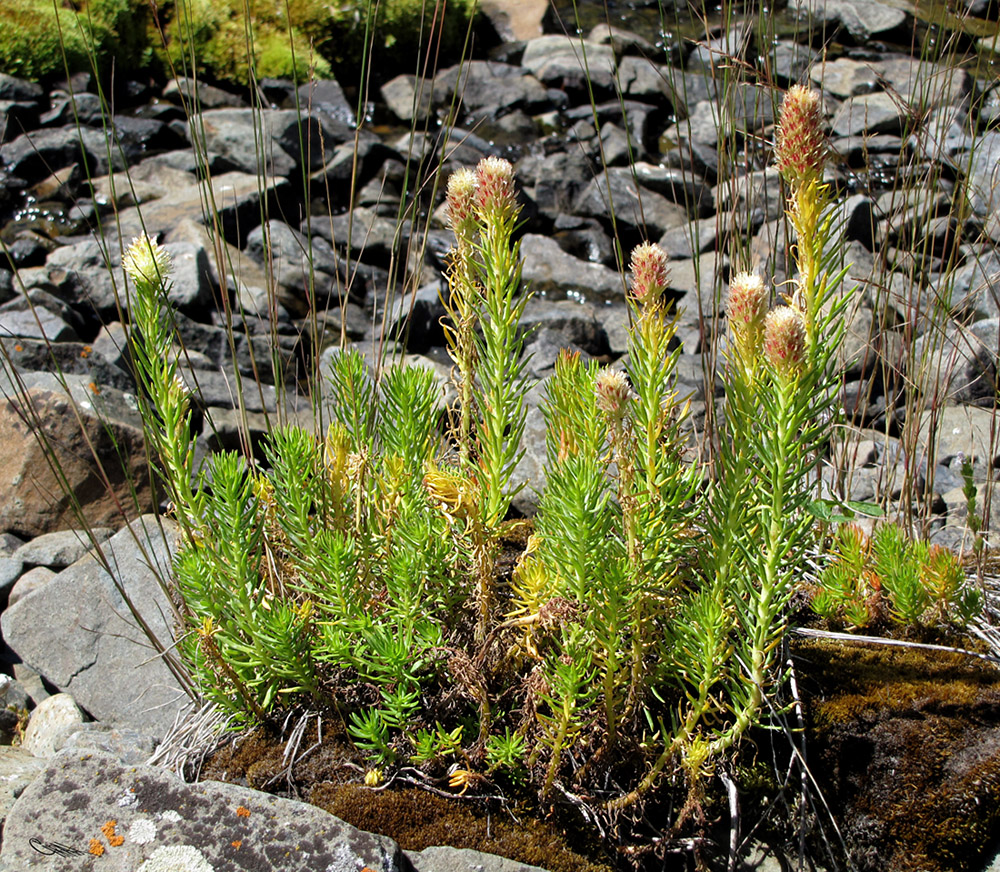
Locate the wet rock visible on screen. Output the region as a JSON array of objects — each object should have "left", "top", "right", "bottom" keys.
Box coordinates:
[
  {"left": 520, "top": 234, "right": 622, "bottom": 300},
  {"left": 789, "top": 0, "right": 909, "bottom": 40}
]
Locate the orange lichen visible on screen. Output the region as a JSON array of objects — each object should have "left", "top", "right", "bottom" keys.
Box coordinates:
[
  {"left": 236, "top": 805, "right": 251, "bottom": 818},
  {"left": 232, "top": 840, "right": 242, "bottom": 849},
  {"left": 89, "top": 839, "right": 105, "bottom": 856},
  {"left": 88, "top": 382, "right": 100, "bottom": 395},
  {"left": 101, "top": 820, "right": 125, "bottom": 846}
]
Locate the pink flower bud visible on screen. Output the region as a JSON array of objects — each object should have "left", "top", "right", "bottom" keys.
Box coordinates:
[
  {"left": 446, "top": 168, "right": 478, "bottom": 241},
  {"left": 629, "top": 242, "right": 670, "bottom": 306},
  {"left": 764, "top": 306, "right": 807, "bottom": 380},
  {"left": 595, "top": 368, "right": 632, "bottom": 422},
  {"left": 727, "top": 272, "right": 769, "bottom": 362},
  {"left": 475, "top": 156, "right": 518, "bottom": 223},
  {"left": 775, "top": 85, "right": 827, "bottom": 188}
]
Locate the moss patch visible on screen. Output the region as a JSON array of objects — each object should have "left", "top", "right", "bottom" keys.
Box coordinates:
[
  {"left": 310, "top": 784, "right": 613, "bottom": 872},
  {"left": 200, "top": 719, "right": 615, "bottom": 872},
  {"left": 795, "top": 637, "right": 1000, "bottom": 872},
  {"left": 0, "top": 0, "right": 149, "bottom": 81}
]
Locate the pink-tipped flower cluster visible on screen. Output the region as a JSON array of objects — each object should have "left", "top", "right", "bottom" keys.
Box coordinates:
[
  {"left": 775, "top": 85, "right": 827, "bottom": 189},
  {"left": 474, "top": 156, "right": 519, "bottom": 224},
  {"left": 595, "top": 368, "right": 632, "bottom": 423},
  {"left": 727, "top": 272, "right": 769, "bottom": 361},
  {"left": 764, "top": 306, "right": 807, "bottom": 381},
  {"left": 446, "top": 168, "right": 478, "bottom": 242},
  {"left": 629, "top": 242, "right": 670, "bottom": 306}
]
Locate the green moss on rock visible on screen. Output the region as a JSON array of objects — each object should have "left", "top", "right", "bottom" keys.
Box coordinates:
[{"left": 795, "top": 637, "right": 1000, "bottom": 872}]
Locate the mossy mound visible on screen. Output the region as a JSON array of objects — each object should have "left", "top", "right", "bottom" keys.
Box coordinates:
[
  {"left": 795, "top": 637, "right": 1000, "bottom": 872},
  {"left": 0, "top": 0, "right": 149, "bottom": 82}
]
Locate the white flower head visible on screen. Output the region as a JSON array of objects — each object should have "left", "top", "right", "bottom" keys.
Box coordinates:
[{"left": 124, "top": 233, "right": 171, "bottom": 289}]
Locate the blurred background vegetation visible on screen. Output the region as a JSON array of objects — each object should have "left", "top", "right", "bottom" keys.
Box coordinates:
[{"left": 0, "top": 0, "right": 481, "bottom": 86}]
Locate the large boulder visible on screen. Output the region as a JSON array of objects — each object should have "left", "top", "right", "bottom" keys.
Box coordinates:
[
  {"left": 1, "top": 516, "right": 190, "bottom": 739},
  {"left": 0, "top": 750, "right": 406, "bottom": 872},
  {"left": 0, "top": 373, "right": 156, "bottom": 538}
]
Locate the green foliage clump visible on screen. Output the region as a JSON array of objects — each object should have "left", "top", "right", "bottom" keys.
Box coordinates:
[
  {"left": 122, "top": 88, "right": 874, "bottom": 821},
  {"left": 811, "top": 522, "right": 981, "bottom": 629},
  {"left": 156, "top": 0, "right": 478, "bottom": 87},
  {"left": 327, "top": 0, "right": 479, "bottom": 75},
  {"left": 0, "top": 0, "right": 149, "bottom": 81},
  {"left": 159, "top": 0, "right": 333, "bottom": 85}
]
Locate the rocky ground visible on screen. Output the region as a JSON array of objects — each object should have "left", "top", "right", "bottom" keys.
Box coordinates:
[{"left": 1, "top": 0, "right": 1000, "bottom": 868}]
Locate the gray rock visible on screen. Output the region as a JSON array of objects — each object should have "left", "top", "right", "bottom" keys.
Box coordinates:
[
  {"left": 920, "top": 405, "right": 1000, "bottom": 470},
  {"left": 0, "top": 750, "right": 407, "bottom": 872},
  {"left": 435, "top": 61, "right": 552, "bottom": 117},
  {"left": 616, "top": 56, "right": 679, "bottom": 107},
  {"left": 21, "top": 693, "right": 84, "bottom": 758},
  {"left": 964, "top": 131, "right": 1000, "bottom": 219},
  {"left": 520, "top": 234, "right": 622, "bottom": 301},
  {"left": 12, "top": 528, "right": 114, "bottom": 570},
  {"left": 112, "top": 171, "right": 292, "bottom": 250},
  {"left": 810, "top": 57, "right": 881, "bottom": 99},
  {"left": 59, "top": 723, "right": 156, "bottom": 766},
  {"left": 0, "top": 73, "right": 43, "bottom": 102},
  {"left": 831, "top": 92, "right": 906, "bottom": 137},
  {"left": 509, "top": 403, "right": 548, "bottom": 517},
  {"left": 163, "top": 77, "right": 246, "bottom": 109},
  {"left": 0, "top": 553, "right": 22, "bottom": 595},
  {"left": 407, "top": 846, "right": 550, "bottom": 872},
  {"left": 521, "top": 37, "right": 617, "bottom": 99},
  {"left": 42, "top": 237, "right": 120, "bottom": 318},
  {"left": 874, "top": 57, "right": 971, "bottom": 109},
  {"left": 7, "top": 565, "right": 55, "bottom": 607},
  {"left": 312, "top": 135, "right": 399, "bottom": 197},
  {"left": 0, "top": 125, "right": 125, "bottom": 182},
  {"left": 575, "top": 168, "right": 689, "bottom": 237},
  {"left": 179, "top": 367, "right": 280, "bottom": 413},
  {"left": 159, "top": 241, "right": 215, "bottom": 315},
  {"left": 0, "top": 747, "right": 46, "bottom": 837},
  {"left": 245, "top": 219, "right": 340, "bottom": 305},
  {"left": 297, "top": 78, "right": 355, "bottom": 127},
  {"left": 913, "top": 327, "right": 997, "bottom": 405},
  {"left": 714, "top": 168, "right": 785, "bottom": 229},
  {"left": 381, "top": 73, "right": 434, "bottom": 123},
  {"left": 0, "top": 306, "right": 78, "bottom": 342},
  {"left": 668, "top": 252, "right": 727, "bottom": 311},
  {"left": 1, "top": 516, "right": 191, "bottom": 739},
  {"left": 789, "top": 0, "right": 908, "bottom": 39},
  {"left": 632, "top": 160, "right": 714, "bottom": 218},
  {"left": 947, "top": 248, "right": 1000, "bottom": 319}
]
